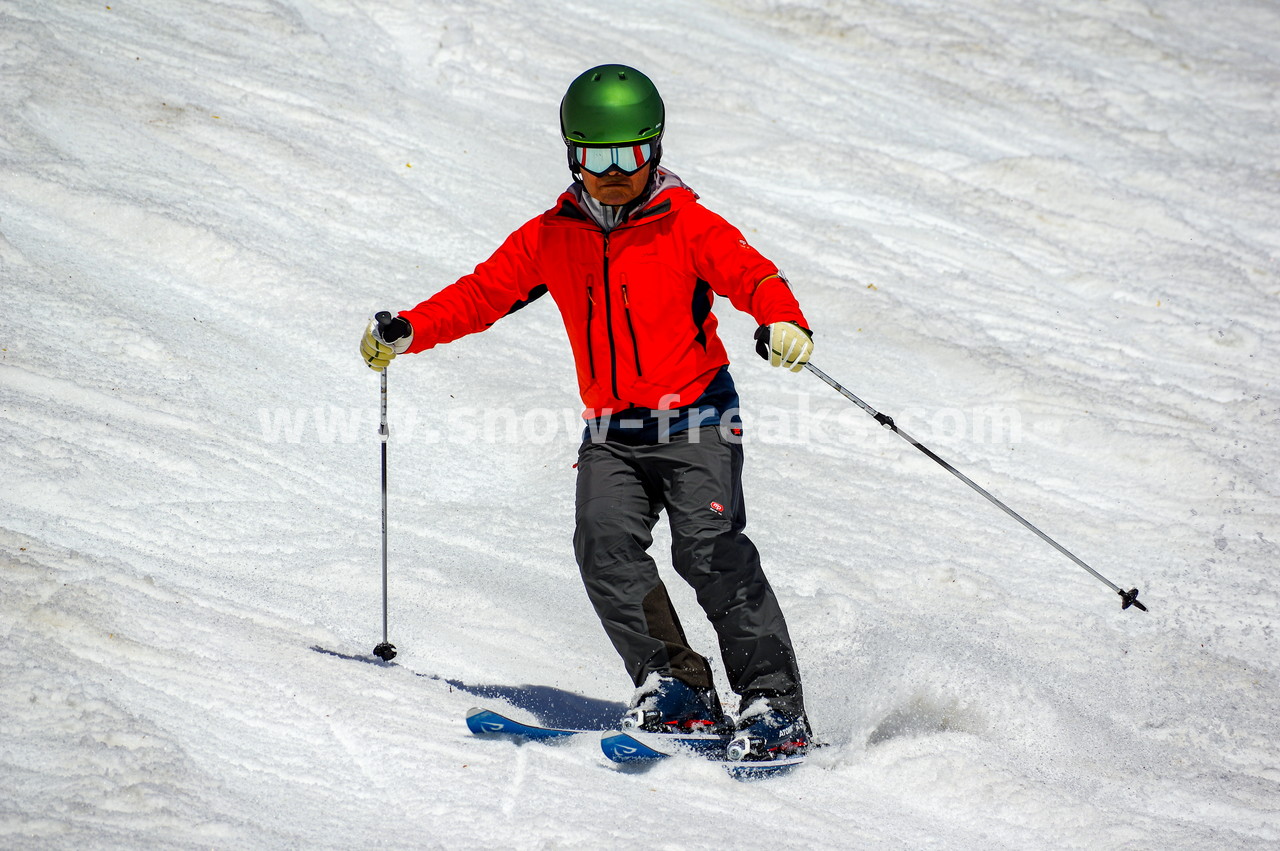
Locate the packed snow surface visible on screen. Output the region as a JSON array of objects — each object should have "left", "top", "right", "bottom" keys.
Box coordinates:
[{"left": 2, "top": 0, "right": 1278, "bottom": 848}]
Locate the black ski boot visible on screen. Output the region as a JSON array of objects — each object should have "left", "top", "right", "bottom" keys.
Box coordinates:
[
  {"left": 726, "top": 698, "right": 811, "bottom": 761},
  {"left": 622, "top": 675, "right": 727, "bottom": 734}
]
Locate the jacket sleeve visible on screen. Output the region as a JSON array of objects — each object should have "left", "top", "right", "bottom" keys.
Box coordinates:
[
  {"left": 400, "top": 220, "right": 545, "bottom": 354},
  {"left": 684, "top": 205, "right": 809, "bottom": 330}
]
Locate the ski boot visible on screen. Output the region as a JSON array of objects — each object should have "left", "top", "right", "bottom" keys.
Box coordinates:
[
  {"left": 621, "top": 675, "right": 727, "bottom": 734},
  {"left": 725, "top": 698, "right": 811, "bottom": 761}
]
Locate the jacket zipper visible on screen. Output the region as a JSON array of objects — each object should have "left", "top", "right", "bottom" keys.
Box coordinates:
[
  {"left": 585, "top": 279, "right": 597, "bottom": 379},
  {"left": 602, "top": 234, "right": 621, "bottom": 400},
  {"left": 621, "top": 284, "right": 643, "bottom": 377}
]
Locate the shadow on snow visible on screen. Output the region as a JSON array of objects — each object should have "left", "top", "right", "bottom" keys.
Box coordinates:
[{"left": 310, "top": 645, "right": 626, "bottom": 730}]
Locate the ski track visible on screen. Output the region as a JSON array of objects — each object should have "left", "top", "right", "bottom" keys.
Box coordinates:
[{"left": 2, "top": 0, "right": 1278, "bottom": 848}]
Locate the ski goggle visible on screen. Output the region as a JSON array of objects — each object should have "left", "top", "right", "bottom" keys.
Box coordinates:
[{"left": 571, "top": 142, "right": 654, "bottom": 176}]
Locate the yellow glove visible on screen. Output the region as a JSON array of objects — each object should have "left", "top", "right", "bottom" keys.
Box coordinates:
[
  {"left": 755, "top": 322, "right": 813, "bottom": 372},
  {"left": 359, "top": 314, "right": 413, "bottom": 372}
]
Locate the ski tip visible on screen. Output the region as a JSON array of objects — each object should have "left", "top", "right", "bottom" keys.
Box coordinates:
[
  {"left": 464, "top": 707, "right": 495, "bottom": 735},
  {"left": 600, "top": 731, "right": 668, "bottom": 763}
]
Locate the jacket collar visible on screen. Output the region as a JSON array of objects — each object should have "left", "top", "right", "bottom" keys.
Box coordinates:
[{"left": 550, "top": 168, "right": 695, "bottom": 230}]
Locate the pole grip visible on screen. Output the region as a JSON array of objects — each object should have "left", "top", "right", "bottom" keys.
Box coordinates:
[
  {"left": 375, "top": 310, "right": 412, "bottom": 345},
  {"left": 375, "top": 310, "right": 394, "bottom": 330}
]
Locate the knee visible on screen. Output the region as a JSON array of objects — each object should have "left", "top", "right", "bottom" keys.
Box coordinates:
[{"left": 574, "top": 497, "right": 643, "bottom": 570}]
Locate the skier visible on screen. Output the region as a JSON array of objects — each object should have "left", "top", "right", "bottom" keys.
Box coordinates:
[{"left": 360, "top": 64, "right": 814, "bottom": 761}]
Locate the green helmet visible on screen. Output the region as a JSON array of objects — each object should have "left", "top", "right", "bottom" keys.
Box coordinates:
[{"left": 560, "top": 64, "right": 665, "bottom": 147}]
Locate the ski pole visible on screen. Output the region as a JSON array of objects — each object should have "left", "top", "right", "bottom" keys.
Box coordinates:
[
  {"left": 803, "top": 362, "right": 1147, "bottom": 612},
  {"left": 372, "top": 311, "right": 399, "bottom": 661}
]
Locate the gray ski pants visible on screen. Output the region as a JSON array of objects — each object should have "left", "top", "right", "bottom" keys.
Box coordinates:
[{"left": 573, "top": 424, "right": 804, "bottom": 716}]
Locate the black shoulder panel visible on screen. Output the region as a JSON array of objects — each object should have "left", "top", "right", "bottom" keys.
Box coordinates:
[
  {"left": 504, "top": 284, "right": 549, "bottom": 318},
  {"left": 554, "top": 200, "right": 590, "bottom": 222},
  {"left": 631, "top": 199, "right": 672, "bottom": 222}
]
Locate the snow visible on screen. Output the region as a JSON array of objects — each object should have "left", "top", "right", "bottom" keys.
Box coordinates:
[{"left": 2, "top": 0, "right": 1278, "bottom": 847}]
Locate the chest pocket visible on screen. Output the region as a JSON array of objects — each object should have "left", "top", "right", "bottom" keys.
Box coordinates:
[{"left": 612, "top": 253, "right": 707, "bottom": 397}]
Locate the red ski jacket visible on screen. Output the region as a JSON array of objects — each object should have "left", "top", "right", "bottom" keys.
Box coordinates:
[{"left": 400, "top": 173, "right": 807, "bottom": 416}]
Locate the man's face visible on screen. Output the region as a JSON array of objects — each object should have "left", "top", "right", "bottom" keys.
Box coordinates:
[{"left": 580, "top": 163, "right": 651, "bottom": 206}]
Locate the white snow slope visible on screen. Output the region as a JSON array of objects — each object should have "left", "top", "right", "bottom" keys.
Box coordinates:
[{"left": 2, "top": 1, "right": 1278, "bottom": 848}]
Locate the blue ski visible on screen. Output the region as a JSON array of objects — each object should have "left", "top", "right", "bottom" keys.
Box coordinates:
[
  {"left": 467, "top": 708, "right": 808, "bottom": 779},
  {"left": 465, "top": 706, "right": 597, "bottom": 741},
  {"left": 600, "top": 730, "right": 806, "bottom": 779},
  {"left": 600, "top": 728, "right": 729, "bottom": 760}
]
